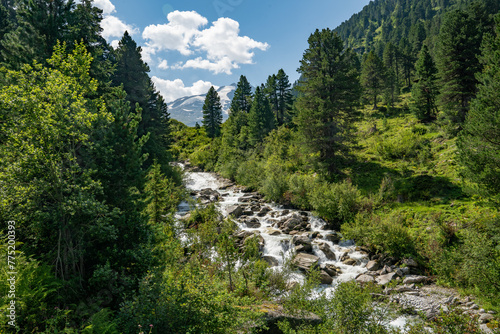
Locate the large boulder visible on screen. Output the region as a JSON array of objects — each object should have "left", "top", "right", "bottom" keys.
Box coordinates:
[
  {"left": 244, "top": 218, "right": 261, "bottom": 228},
  {"left": 320, "top": 263, "right": 340, "bottom": 277},
  {"left": 292, "top": 236, "right": 313, "bottom": 253},
  {"left": 366, "top": 260, "right": 380, "bottom": 271},
  {"left": 265, "top": 227, "right": 281, "bottom": 236},
  {"left": 375, "top": 272, "right": 398, "bottom": 285},
  {"left": 402, "top": 275, "right": 428, "bottom": 285},
  {"left": 227, "top": 205, "right": 244, "bottom": 218},
  {"left": 356, "top": 274, "right": 375, "bottom": 284},
  {"left": 293, "top": 253, "right": 319, "bottom": 272},
  {"left": 282, "top": 215, "right": 303, "bottom": 233},
  {"left": 318, "top": 243, "right": 336, "bottom": 261},
  {"left": 342, "top": 258, "right": 357, "bottom": 266},
  {"left": 320, "top": 270, "right": 333, "bottom": 284},
  {"left": 324, "top": 232, "right": 342, "bottom": 244},
  {"left": 257, "top": 206, "right": 272, "bottom": 217}
]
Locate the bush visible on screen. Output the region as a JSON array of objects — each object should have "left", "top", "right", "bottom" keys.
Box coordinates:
[
  {"left": 285, "top": 173, "right": 319, "bottom": 209},
  {"left": 260, "top": 158, "right": 289, "bottom": 202},
  {"left": 235, "top": 158, "right": 263, "bottom": 190},
  {"left": 374, "top": 128, "right": 426, "bottom": 160},
  {"left": 309, "top": 180, "right": 361, "bottom": 228}
]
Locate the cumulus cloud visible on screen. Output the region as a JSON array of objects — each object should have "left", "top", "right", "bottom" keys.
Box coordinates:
[
  {"left": 152, "top": 77, "right": 216, "bottom": 102},
  {"left": 93, "top": 0, "right": 116, "bottom": 15},
  {"left": 158, "top": 59, "right": 169, "bottom": 70},
  {"left": 101, "top": 15, "right": 138, "bottom": 40},
  {"left": 142, "top": 11, "right": 269, "bottom": 74},
  {"left": 142, "top": 11, "right": 208, "bottom": 56}
]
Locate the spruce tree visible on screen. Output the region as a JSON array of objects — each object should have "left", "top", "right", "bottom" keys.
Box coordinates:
[
  {"left": 295, "top": 28, "right": 361, "bottom": 174},
  {"left": 411, "top": 45, "right": 439, "bottom": 122},
  {"left": 276, "top": 69, "right": 293, "bottom": 126},
  {"left": 230, "top": 75, "right": 253, "bottom": 114},
  {"left": 264, "top": 74, "right": 279, "bottom": 123},
  {"left": 436, "top": 7, "right": 487, "bottom": 130},
  {"left": 361, "top": 51, "right": 385, "bottom": 109},
  {"left": 248, "top": 86, "right": 275, "bottom": 146},
  {"left": 457, "top": 14, "right": 500, "bottom": 194},
  {"left": 202, "top": 86, "right": 223, "bottom": 138}
]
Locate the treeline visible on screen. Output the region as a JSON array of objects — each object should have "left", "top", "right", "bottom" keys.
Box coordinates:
[
  {"left": 177, "top": 3, "right": 500, "bottom": 312},
  {"left": 0, "top": 0, "right": 186, "bottom": 332}
]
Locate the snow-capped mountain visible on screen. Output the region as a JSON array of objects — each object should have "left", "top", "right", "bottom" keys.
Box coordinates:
[{"left": 168, "top": 84, "right": 236, "bottom": 127}]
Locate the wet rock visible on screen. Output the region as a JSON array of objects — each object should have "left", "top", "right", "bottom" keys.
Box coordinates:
[
  {"left": 356, "top": 274, "right": 375, "bottom": 284},
  {"left": 320, "top": 270, "right": 333, "bottom": 284},
  {"left": 292, "top": 236, "right": 313, "bottom": 253},
  {"left": 265, "top": 227, "right": 281, "bottom": 236},
  {"left": 318, "top": 243, "right": 336, "bottom": 261},
  {"left": 282, "top": 215, "right": 303, "bottom": 233},
  {"left": 403, "top": 275, "right": 428, "bottom": 285},
  {"left": 343, "top": 258, "right": 357, "bottom": 266},
  {"left": 227, "top": 205, "right": 244, "bottom": 218},
  {"left": 293, "top": 253, "right": 319, "bottom": 272},
  {"left": 263, "top": 256, "right": 279, "bottom": 267},
  {"left": 320, "top": 263, "right": 340, "bottom": 277},
  {"left": 324, "top": 232, "right": 341, "bottom": 244},
  {"left": 310, "top": 231, "right": 322, "bottom": 239},
  {"left": 366, "top": 260, "right": 380, "bottom": 271},
  {"left": 376, "top": 272, "right": 398, "bottom": 285},
  {"left": 257, "top": 206, "right": 272, "bottom": 217},
  {"left": 244, "top": 218, "right": 261, "bottom": 228},
  {"left": 234, "top": 230, "right": 254, "bottom": 240}
]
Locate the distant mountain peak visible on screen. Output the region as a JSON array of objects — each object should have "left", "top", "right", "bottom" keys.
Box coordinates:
[{"left": 168, "top": 84, "right": 236, "bottom": 127}]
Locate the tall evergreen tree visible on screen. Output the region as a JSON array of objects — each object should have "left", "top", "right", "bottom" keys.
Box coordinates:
[
  {"left": 383, "top": 42, "right": 400, "bottom": 104},
  {"left": 264, "top": 74, "right": 279, "bottom": 122},
  {"left": 276, "top": 69, "right": 293, "bottom": 126},
  {"left": 295, "top": 28, "right": 361, "bottom": 174},
  {"left": 361, "top": 51, "right": 386, "bottom": 109},
  {"left": 202, "top": 86, "right": 223, "bottom": 138},
  {"left": 411, "top": 45, "right": 439, "bottom": 122},
  {"left": 436, "top": 7, "right": 488, "bottom": 130},
  {"left": 230, "top": 75, "right": 253, "bottom": 114},
  {"left": 457, "top": 14, "right": 500, "bottom": 194},
  {"left": 248, "top": 85, "right": 275, "bottom": 146}
]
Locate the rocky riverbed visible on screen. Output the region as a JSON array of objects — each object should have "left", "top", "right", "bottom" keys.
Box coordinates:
[{"left": 176, "top": 163, "right": 497, "bottom": 332}]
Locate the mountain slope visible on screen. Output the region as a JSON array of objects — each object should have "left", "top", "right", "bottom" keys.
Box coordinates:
[{"left": 168, "top": 84, "right": 236, "bottom": 127}]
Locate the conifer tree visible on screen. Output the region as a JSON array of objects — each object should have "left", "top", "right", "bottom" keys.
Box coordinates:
[
  {"left": 295, "top": 28, "right": 361, "bottom": 174},
  {"left": 248, "top": 86, "right": 275, "bottom": 146},
  {"left": 411, "top": 45, "right": 439, "bottom": 122},
  {"left": 230, "top": 75, "right": 253, "bottom": 114},
  {"left": 458, "top": 14, "right": 500, "bottom": 194},
  {"left": 276, "top": 69, "right": 293, "bottom": 125},
  {"left": 264, "top": 74, "right": 279, "bottom": 122},
  {"left": 361, "top": 51, "right": 385, "bottom": 109},
  {"left": 202, "top": 86, "right": 223, "bottom": 138},
  {"left": 436, "top": 7, "right": 487, "bottom": 130}
]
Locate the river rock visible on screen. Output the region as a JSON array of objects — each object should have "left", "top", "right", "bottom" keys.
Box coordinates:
[
  {"left": 227, "top": 205, "right": 244, "bottom": 218},
  {"left": 261, "top": 303, "right": 322, "bottom": 333},
  {"left": 375, "top": 272, "right": 398, "bottom": 285},
  {"left": 343, "top": 258, "right": 357, "bottom": 266},
  {"left": 292, "top": 236, "right": 313, "bottom": 253},
  {"left": 263, "top": 256, "right": 279, "bottom": 267},
  {"left": 320, "top": 263, "right": 340, "bottom": 276},
  {"left": 324, "top": 232, "right": 341, "bottom": 244},
  {"left": 257, "top": 206, "right": 272, "bottom": 217},
  {"left": 282, "top": 215, "right": 303, "bottom": 233},
  {"left": 293, "top": 253, "right": 319, "bottom": 272},
  {"left": 245, "top": 218, "right": 261, "bottom": 228},
  {"left": 318, "top": 243, "right": 336, "bottom": 261},
  {"left": 403, "top": 275, "right": 428, "bottom": 285},
  {"left": 265, "top": 227, "right": 281, "bottom": 236},
  {"left": 366, "top": 260, "right": 380, "bottom": 271},
  {"left": 356, "top": 274, "right": 375, "bottom": 284},
  {"left": 320, "top": 270, "right": 333, "bottom": 284}
]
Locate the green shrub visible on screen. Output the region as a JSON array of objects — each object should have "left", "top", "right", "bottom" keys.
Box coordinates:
[
  {"left": 374, "top": 128, "right": 426, "bottom": 160},
  {"left": 285, "top": 173, "right": 318, "bottom": 210},
  {"left": 261, "top": 158, "right": 289, "bottom": 202},
  {"left": 309, "top": 180, "right": 361, "bottom": 228},
  {"left": 235, "top": 158, "right": 263, "bottom": 190}
]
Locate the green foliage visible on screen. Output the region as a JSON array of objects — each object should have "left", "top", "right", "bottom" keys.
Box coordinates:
[
  {"left": 309, "top": 180, "right": 361, "bottom": 228},
  {"left": 374, "top": 128, "right": 427, "bottom": 160},
  {"left": 202, "top": 86, "right": 223, "bottom": 138},
  {"left": 248, "top": 86, "right": 275, "bottom": 146},
  {"left": 81, "top": 309, "right": 120, "bottom": 334},
  {"left": 457, "top": 13, "right": 500, "bottom": 194},
  {"left": 295, "top": 28, "right": 361, "bottom": 175},
  {"left": 411, "top": 45, "right": 439, "bottom": 122},
  {"left": 362, "top": 51, "right": 386, "bottom": 109}
]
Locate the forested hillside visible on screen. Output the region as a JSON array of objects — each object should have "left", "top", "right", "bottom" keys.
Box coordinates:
[{"left": 1, "top": 0, "right": 500, "bottom": 332}]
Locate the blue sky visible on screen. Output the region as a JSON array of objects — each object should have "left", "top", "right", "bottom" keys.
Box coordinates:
[{"left": 94, "top": 0, "right": 371, "bottom": 102}]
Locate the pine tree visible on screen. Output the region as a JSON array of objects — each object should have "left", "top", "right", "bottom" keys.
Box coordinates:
[
  {"left": 295, "top": 28, "right": 361, "bottom": 174},
  {"left": 276, "top": 69, "right": 293, "bottom": 126},
  {"left": 361, "top": 51, "right": 386, "bottom": 109},
  {"left": 411, "top": 45, "right": 439, "bottom": 122},
  {"left": 436, "top": 7, "right": 487, "bottom": 130},
  {"left": 202, "top": 86, "right": 223, "bottom": 138},
  {"left": 457, "top": 14, "right": 500, "bottom": 194},
  {"left": 230, "top": 75, "right": 253, "bottom": 114},
  {"left": 248, "top": 86, "right": 275, "bottom": 146},
  {"left": 263, "top": 74, "right": 279, "bottom": 122},
  {"left": 383, "top": 42, "right": 400, "bottom": 104}
]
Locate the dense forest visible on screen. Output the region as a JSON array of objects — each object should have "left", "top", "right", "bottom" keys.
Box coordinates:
[{"left": 1, "top": 0, "right": 500, "bottom": 332}]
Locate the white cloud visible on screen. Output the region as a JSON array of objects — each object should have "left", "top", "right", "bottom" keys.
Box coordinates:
[
  {"left": 142, "top": 11, "right": 208, "bottom": 56},
  {"left": 101, "top": 15, "right": 138, "bottom": 40},
  {"left": 110, "top": 40, "right": 120, "bottom": 49},
  {"left": 142, "top": 11, "right": 269, "bottom": 74},
  {"left": 152, "top": 76, "right": 217, "bottom": 102},
  {"left": 158, "top": 59, "right": 169, "bottom": 70},
  {"left": 141, "top": 46, "right": 156, "bottom": 65},
  {"left": 93, "top": 0, "right": 116, "bottom": 15}
]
